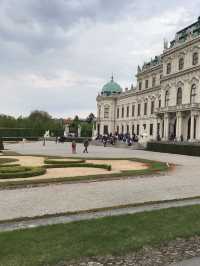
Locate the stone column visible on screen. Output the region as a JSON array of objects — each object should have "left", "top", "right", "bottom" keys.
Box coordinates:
[
  {"left": 190, "top": 112, "right": 195, "bottom": 141},
  {"left": 196, "top": 115, "right": 200, "bottom": 140},
  {"left": 176, "top": 114, "right": 179, "bottom": 140},
  {"left": 176, "top": 112, "right": 182, "bottom": 141},
  {"left": 153, "top": 119, "right": 158, "bottom": 140},
  {"left": 164, "top": 113, "right": 169, "bottom": 140}
]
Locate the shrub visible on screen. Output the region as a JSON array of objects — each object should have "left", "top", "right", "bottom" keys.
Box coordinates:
[
  {"left": 44, "top": 159, "right": 85, "bottom": 164},
  {"left": 45, "top": 162, "right": 112, "bottom": 171},
  {"left": 147, "top": 142, "right": 200, "bottom": 156},
  {"left": 0, "top": 166, "right": 46, "bottom": 179},
  {"left": 0, "top": 158, "right": 18, "bottom": 164}
]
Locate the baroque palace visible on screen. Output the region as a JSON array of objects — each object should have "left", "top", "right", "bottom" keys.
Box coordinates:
[{"left": 96, "top": 17, "right": 200, "bottom": 142}]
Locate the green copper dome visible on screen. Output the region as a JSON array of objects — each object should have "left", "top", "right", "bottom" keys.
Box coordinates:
[{"left": 101, "top": 76, "right": 122, "bottom": 96}]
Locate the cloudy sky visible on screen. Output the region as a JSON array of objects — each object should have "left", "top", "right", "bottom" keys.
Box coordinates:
[{"left": 0, "top": 0, "right": 200, "bottom": 118}]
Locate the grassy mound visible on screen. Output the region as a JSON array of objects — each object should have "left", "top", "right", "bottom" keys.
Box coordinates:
[{"left": 0, "top": 166, "right": 46, "bottom": 179}]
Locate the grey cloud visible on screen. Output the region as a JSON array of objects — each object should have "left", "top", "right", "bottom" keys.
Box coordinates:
[{"left": 0, "top": 0, "right": 200, "bottom": 118}]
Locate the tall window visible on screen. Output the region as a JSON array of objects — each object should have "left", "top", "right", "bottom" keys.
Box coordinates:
[
  {"left": 132, "top": 125, "right": 135, "bottom": 135},
  {"left": 126, "top": 106, "right": 129, "bottom": 117},
  {"left": 158, "top": 96, "right": 161, "bottom": 108},
  {"left": 193, "top": 52, "right": 199, "bottom": 65},
  {"left": 137, "top": 125, "right": 140, "bottom": 135},
  {"left": 122, "top": 125, "right": 124, "bottom": 134},
  {"left": 145, "top": 80, "right": 148, "bottom": 89},
  {"left": 144, "top": 102, "right": 147, "bottom": 115},
  {"left": 104, "top": 105, "right": 110, "bottom": 118},
  {"left": 179, "top": 57, "right": 184, "bottom": 70},
  {"left": 152, "top": 76, "right": 156, "bottom": 87},
  {"left": 151, "top": 101, "right": 155, "bottom": 114},
  {"left": 121, "top": 106, "right": 124, "bottom": 118},
  {"left": 98, "top": 106, "right": 101, "bottom": 118},
  {"left": 126, "top": 125, "right": 129, "bottom": 133},
  {"left": 165, "top": 90, "right": 169, "bottom": 107},
  {"left": 137, "top": 104, "right": 141, "bottom": 116},
  {"left": 132, "top": 105, "right": 135, "bottom": 117},
  {"left": 190, "top": 84, "right": 196, "bottom": 103},
  {"left": 117, "top": 108, "right": 119, "bottom": 118},
  {"left": 150, "top": 124, "right": 153, "bottom": 136},
  {"left": 166, "top": 63, "right": 171, "bottom": 74},
  {"left": 139, "top": 81, "right": 142, "bottom": 90},
  {"left": 177, "top": 87, "right": 182, "bottom": 105}
]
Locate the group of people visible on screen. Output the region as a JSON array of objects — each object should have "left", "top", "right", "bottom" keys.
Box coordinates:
[{"left": 96, "top": 132, "right": 139, "bottom": 147}]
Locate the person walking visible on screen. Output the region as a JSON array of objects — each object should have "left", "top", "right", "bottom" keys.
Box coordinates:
[
  {"left": 83, "top": 139, "right": 89, "bottom": 153},
  {"left": 72, "top": 140, "right": 76, "bottom": 154}
]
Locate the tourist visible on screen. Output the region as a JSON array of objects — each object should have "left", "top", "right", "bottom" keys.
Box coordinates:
[
  {"left": 72, "top": 140, "right": 76, "bottom": 154},
  {"left": 83, "top": 139, "right": 89, "bottom": 153},
  {"left": 43, "top": 137, "right": 46, "bottom": 146}
]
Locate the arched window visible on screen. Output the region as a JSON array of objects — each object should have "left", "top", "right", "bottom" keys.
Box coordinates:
[
  {"left": 177, "top": 87, "right": 182, "bottom": 105},
  {"left": 104, "top": 105, "right": 110, "bottom": 119},
  {"left": 179, "top": 58, "right": 184, "bottom": 70},
  {"left": 166, "top": 63, "right": 171, "bottom": 74},
  {"left": 190, "top": 84, "right": 197, "bottom": 103},
  {"left": 193, "top": 52, "right": 199, "bottom": 65},
  {"left": 165, "top": 90, "right": 169, "bottom": 107}
]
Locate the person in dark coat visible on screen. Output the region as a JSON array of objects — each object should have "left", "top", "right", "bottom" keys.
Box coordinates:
[{"left": 83, "top": 139, "right": 89, "bottom": 153}]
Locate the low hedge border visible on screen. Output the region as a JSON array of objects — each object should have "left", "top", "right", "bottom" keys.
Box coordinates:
[
  {"left": 44, "top": 159, "right": 85, "bottom": 165},
  {"left": 147, "top": 141, "right": 200, "bottom": 156},
  {"left": 0, "top": 164, "right": 20, "bottom": 168},
  {"left": 0, "top": 158, "right": 18, "bottom": 164},
  {"left": 0, "top": 166, "right": 46, "bottom": 179},
  {"left": 45, "top": 163, "right": 112, "bottom": 171}
]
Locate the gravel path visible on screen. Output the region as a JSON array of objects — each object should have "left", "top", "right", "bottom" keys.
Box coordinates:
[
  {"left": 1, "top": 197, "right": 200, "bottom": 232},
  {"left": 0, "top": 142, "right": 200, "bottom": 222}
]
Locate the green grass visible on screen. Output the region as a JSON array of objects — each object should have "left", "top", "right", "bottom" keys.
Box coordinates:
[{"left": 1, "top": 205, "right": 200, "bottom": 266}]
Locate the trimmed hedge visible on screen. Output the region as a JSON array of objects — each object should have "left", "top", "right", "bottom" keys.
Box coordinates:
[
  {"left": 0, "top": 164, "right": 20, "bottom": 168},
  {"left": 44, "top": 159, "right": 85, "bottom": 165},
  {"left": 0, "top": 158, "right": 18, "bottom": 164},
  {"left": 45, "top": 162, "right": 112, "bottom": 171},
  {"left": 0, "top": 166, "right": 46, "bottom": 179},
  {"left": 147, "top": 142, "right": 200, "bottom": 156}
]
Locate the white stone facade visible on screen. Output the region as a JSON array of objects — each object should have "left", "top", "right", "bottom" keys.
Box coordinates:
[{"left": 96, "top": 18, "right": 200, "bottom": 142}]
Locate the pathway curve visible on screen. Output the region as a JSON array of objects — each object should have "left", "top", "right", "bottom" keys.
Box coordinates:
[{"left": 0, "top": 141, "right": 200, "bottom": 222}]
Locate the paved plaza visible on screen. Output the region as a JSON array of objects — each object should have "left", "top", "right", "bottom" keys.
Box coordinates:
[{"left": 0, "top": 141, "right": 200, "bottom": 221}]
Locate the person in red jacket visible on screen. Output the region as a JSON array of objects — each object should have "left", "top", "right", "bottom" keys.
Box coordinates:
[{"left": 72, "top": 140, "right": 76, "bottom": 154}]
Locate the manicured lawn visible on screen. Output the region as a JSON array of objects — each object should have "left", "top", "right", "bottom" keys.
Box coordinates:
[{"left": 1, "top": 205, "right": 200, "bottom": 266}]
